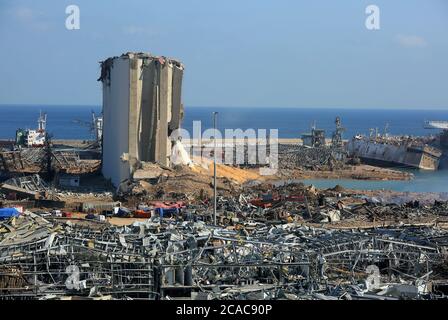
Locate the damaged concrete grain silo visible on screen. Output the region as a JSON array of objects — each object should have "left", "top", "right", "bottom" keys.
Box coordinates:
[{"left": 98, "top": 52, "right": 184, "bottom": 187}]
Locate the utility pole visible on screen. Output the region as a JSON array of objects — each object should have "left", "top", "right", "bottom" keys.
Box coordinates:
[{"left": 213, "top": 112, "right": 218, "bottom": 225}]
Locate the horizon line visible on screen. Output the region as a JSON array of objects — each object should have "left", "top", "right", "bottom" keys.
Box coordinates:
[{"left": 0, "top": 104, "right": 447, "bottom": 111}]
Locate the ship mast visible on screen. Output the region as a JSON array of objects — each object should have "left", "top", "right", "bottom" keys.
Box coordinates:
[{"left": 37, "top": 111, "right": 47, "bottom": 132}]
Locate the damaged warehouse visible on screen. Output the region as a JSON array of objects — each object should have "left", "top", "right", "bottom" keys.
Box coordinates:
[
  {"left": 2, "top": 178, "right": 448, "bottom": 300},
  {"left": 1, "top": 211, "right": 448, "bottom": 300}
]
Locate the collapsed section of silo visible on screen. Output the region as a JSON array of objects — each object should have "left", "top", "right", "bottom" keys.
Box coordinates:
[{"left": 98, "top": 52, "right": 184, "bottom": 187}]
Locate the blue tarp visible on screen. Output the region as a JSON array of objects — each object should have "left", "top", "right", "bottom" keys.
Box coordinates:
[
  {"left": 116, "top": 207, "right": 131, "bottom": 217},
  {"left": 0, "top": 208, "right": 21, "bottom": 219},
  {"left": 155, "top": 207, "right": 180, "bottom": 218}
]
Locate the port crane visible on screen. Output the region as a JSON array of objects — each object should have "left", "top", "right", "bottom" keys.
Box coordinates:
[
  {"left": 331, "top": 116, "right": 345, "bottom": 149},
  {"left": 73, "top": 111, "right": 103, "bottom": 145}
]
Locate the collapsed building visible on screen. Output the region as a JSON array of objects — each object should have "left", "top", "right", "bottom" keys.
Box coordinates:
[
  {"left": 1, "top": 211, "right": 448, "bottom": 300},
  {"left": 99, "top": 53, "right": 185, "bottom": 187}
]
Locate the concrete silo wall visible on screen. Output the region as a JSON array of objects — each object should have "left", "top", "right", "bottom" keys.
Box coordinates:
[{"left": 99, "top": 53, "right": 184, "bottom": 187}]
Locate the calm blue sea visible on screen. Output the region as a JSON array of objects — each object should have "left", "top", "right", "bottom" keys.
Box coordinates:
[
  {"left": 1, "top": 105, "right": 447, "bottom": 140},
  {"left": 1, "top": 104, "right": 448, "bottom": 192}
]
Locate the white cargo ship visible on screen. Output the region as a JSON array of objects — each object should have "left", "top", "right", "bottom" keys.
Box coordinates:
[{"left": 15, "top": 112, "right": 47, "bottom": 147}]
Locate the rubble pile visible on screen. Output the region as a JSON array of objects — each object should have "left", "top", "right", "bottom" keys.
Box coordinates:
[
  {"left": 118, "top": 164, "right": 244, "bottom": 203},
  {"left": 208, "top": 183, "right": 448, "bottom": 225},
  {"left": 0, "top": 149, "right": 100, "bottom": 174},
  {"left": 279, "top": 145, "right": 346, "bottom": 171},
  {"left": 2, "top": 160, "right": 448, "bottom": 300},
  {"left": 1, "top": 174, "right": 51, "bottom": 200},
  {"left": 1, "top": 211, "right": 448, "bottom": 300},
  {"left": 52, "top": 151, "right": 101, "bottom": 174},
  {"left": 0, "top": 149, "right": 45, "bottom": 173}
]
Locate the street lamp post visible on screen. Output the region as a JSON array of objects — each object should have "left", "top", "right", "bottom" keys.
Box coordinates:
[{"left": 213, "top": 112, "right": 218, "bottom": 225}]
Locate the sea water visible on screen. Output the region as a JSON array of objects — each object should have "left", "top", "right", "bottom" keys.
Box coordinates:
[{"left": 1, "top": 105, "right": 447, "bottom": 192}]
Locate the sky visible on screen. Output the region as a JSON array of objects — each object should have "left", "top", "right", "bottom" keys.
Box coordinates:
[{"left": 0, "top": 0, "right": 447, "bottom": 109}]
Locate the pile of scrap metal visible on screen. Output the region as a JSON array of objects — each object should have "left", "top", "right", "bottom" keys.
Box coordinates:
[
  {"left": 1, "top": 172, "right": 107, "bottom": 203},
  {"left": 52, "top": 151, "right": 100, "bottom": 174},
  {"left": 310, "top": 197, "right": 448, "bottom": 223},
  {"left": 0, "top": 149, "right": 100, "bottom": 174},
  {"left": 0, "top": 174, "right": 51, "bottom": 200},
  {"left": 279, "top": 145, "right": 346, "bottom": 171},
  {"left": 113, "top": 181, "right": 448, "bottom": 226},
  {"left": 1, "top": 211, "right": 448, "bottom": 300},
  {"left": 0, "top": 149, "right": 45, "bottom": 173},
  {"left": 221, "top": 183, "right": 448, "bottom": 225}
]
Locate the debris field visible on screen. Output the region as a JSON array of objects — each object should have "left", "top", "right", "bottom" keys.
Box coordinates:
[{"left": 2, "top": 180, "right": 448, "bottom": 300}]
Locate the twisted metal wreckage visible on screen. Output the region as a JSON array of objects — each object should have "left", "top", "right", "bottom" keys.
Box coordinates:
[
  {"left": 1, "top": 212, "right": 448, "bottom": 300},
  {"left": 0, "top": 148, "right": 100, "bottom": 174}
]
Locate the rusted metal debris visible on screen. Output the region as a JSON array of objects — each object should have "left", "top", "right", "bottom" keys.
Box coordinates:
[
  {"left": 279, "top": 145, "right": 346, "bottom": 171},
  {"left": 0, "top": 149, "right": 100, "bottom": 174},
  {"left": 0, "top": 175, "right": 50, "bottom": 200},
  {"left": 1, "top": 210, "right": 448, "bottom": 300}
]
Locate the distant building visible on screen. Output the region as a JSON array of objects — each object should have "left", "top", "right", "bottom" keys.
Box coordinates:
[{"left": 301, "top": 125, "right": 326, "bottom": 148}]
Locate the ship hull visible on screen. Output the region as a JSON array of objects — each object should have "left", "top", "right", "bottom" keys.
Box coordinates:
[{"left": 347, "top": 139, "right": 440, "bottom": 170}]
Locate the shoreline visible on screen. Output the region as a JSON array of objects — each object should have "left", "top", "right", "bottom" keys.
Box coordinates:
[
  {"left": 1, "top": 139, "right": 413, "bottom": 183},
  {"left": 274, "top": 164, "right": 413, "bottom": 181}
]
